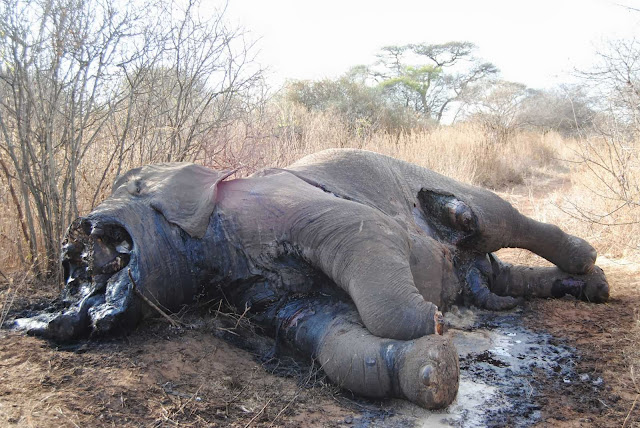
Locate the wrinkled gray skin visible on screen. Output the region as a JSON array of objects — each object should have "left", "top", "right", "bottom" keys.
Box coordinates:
[{"left": 12, "top": 149, "right": 609, "bottom": 410}]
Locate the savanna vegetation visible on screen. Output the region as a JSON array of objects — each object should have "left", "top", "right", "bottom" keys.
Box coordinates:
[{"left": 0, "top": 0, "right": 638, "bottom": 426}]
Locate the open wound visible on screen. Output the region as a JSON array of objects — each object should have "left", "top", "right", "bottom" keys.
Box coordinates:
[{"left": 417, "top": 189, "right": 479, "bottom": 245}]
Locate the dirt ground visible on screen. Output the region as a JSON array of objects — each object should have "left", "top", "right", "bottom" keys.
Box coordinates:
[
  {"left": 507, "top": 252, "right": 639, "bottom": 427},
  {"left": 0, "top": 295, "right": 361, "bottom": 428},
  {"left": 1, "top": 178, "right": 639, "bottom": 427}
]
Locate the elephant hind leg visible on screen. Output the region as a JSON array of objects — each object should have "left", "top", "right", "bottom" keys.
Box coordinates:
[
  {"left": 509, "top": 221, "right": 598, "bottom": 275},
  {"left": 488, "top": 254, "right": 609, "bottom": 303},
  {"left": 465, "top": 265, "right": 521, "bottom": 310},
  {"left": 275, "top": 296, "right": 459, "bottom": 409},
  {"left": 417, "top": 188, "right": 597, "bottom": 275},
  {"left": 456, "top": 253, "right": 520, "bottom": 311}
]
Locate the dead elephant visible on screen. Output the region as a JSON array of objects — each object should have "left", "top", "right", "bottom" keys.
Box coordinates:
[{"left": 13, "top": 148, "right": 609, "bottom": 410}]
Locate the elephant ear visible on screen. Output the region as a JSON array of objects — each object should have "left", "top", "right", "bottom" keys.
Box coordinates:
[{"left": 146, "top": 163, "right": 235, "bottom": 239}]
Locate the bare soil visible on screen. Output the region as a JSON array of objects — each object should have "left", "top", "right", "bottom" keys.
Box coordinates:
[
  {"left": 505, "top": 252, "right": 639, "bottom": 427},
  {"left": 0, "top": 300, "right": 360, "bottom": 427},
  {"left": 527, "top": 259, "right": 640, "bottom": 427},
  {"left": 0, "top": 176, "right": 639, "bottom": 427}
]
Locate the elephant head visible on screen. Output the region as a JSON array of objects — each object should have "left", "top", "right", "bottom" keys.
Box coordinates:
[{"left": 16, "top": 163, "right": 233, "bottom": 341}]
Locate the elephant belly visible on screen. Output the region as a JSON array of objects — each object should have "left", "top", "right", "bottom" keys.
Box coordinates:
[{"left": 409, "top": 232, "right": 460, "bottom": 311}]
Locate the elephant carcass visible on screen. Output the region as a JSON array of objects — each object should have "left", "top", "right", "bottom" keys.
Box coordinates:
[{"left": 10, "top": 149, "right": 609, "bottom": 410}]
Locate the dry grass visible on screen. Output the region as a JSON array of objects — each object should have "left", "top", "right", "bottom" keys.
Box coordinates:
[
  {"left": 505, "top": 135, "right": 640, "bottom": 264},
  {"left": 212, "top": 108, "right": 560, "bottom": 187}
]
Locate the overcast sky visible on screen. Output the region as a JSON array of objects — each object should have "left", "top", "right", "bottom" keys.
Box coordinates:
[{"left": 223, "top": 0, "right": 640, "bottom": 90}]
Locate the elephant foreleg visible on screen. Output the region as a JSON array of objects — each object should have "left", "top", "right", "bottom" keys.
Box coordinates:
[
  {"left": 488, "top": 255, "right": 610, "bottom": 303},
  {"left": 273, "top": 296, "right": 459, "bottom": 409},
  {"left": 291, "top": 202, "right": 439, "bottom": 340}
]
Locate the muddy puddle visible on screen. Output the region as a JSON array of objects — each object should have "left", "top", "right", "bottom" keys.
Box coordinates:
[
  {"left": 423, "top": 307, "right": 575, "bottom": 427},
  {"left": 350, "top": 307, "right": 604, "bottom": 428}
]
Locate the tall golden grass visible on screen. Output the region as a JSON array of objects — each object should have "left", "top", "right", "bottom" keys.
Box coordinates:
[{"left": 0, "top": 107, "right": 638, "bottom": 276}]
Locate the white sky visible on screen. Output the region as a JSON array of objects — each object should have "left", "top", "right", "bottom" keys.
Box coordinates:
[{"left": 223, "top": 0, "right": 640, "bottom": 90}]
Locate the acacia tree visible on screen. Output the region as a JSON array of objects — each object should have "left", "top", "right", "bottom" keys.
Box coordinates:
[
  {"left": 283, "top": 71, "right": 420, "bottom": 136},
  {"left": 462, "top": 80, "right": 532, "bottom": 144},
  {"left": 370, "top": 42, "right": 498, "bottom": 122}
]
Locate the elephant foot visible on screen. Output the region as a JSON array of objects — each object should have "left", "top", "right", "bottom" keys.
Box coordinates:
[
  {"left": 549, "top": 265, "right": 609, "bottom": 303},
  {"left": 272, "top": 296, "right": 459, "bottom": 409},
  {"left": 556, "top": 235, "right": 598, "bottom": 274},
  {"left": 397, "top": 334, "right": 459, "bottom": 409},
  {"left": 488, "top": 256, "right": 609, "bottom": 303},
  {"left": 519, "top": 220, "right": 598, "bottom": 275}
]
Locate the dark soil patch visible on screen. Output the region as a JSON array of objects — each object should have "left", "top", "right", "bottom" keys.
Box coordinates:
[{"left": 522, "top": 263, "right": 640, "bottom": 427}]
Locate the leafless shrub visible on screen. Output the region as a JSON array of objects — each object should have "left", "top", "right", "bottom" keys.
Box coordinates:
[
  {"left": 0, "top": 0, "right": 263, "bottom": 277},
  {"left": 555, "top": 39, "right": 640, "bottom": 259},
  {"left": 461, "top": 81, "right": 531, "bottom": 145}
]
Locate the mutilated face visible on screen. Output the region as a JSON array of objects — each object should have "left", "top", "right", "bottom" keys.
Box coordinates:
[{"left": 14, "top": 163, "right": 232, "bottom": 341}]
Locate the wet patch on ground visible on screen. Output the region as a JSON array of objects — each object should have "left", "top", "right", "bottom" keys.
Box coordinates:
[
  {"left": 372, "top": 306, "right": 606, "bottom": 427},
  {"left": 440, "top": 308, "right": 581, "bottom": 426}
]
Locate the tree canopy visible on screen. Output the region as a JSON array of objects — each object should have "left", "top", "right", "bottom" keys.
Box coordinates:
[{"left": 370, "top": 42, "right": 498, "bottom": 122}]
